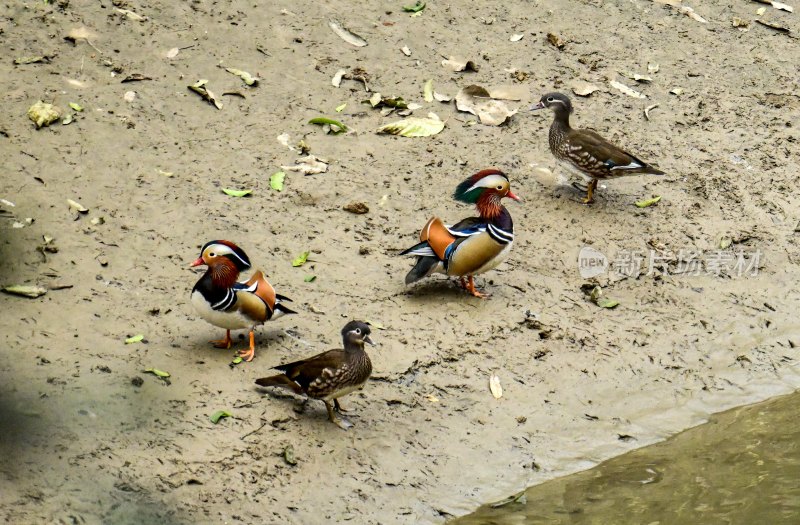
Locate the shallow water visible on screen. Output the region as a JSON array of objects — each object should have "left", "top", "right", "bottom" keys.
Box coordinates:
[{"left": 454, "top": 391, "right": 800, "bottom": 525}]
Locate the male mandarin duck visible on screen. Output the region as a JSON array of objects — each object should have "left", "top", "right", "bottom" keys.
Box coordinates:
[
  {"left": 531, "top": 92, "right": 665, "bottom": 204},
  {"left": 399, "top": 168, "right": 520, "bottom": 298},
  {"left": 190, "top": 240, "right": 295, "bottom": 362},
  {"left": 255, "top": 320, "right": 374, "bottom": 430}
]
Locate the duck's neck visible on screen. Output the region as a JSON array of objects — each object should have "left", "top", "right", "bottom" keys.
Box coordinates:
[
  {"left": 209, "top": 260, "right": 240, "bottom": 289},
  {"left": 476, "top": 193, "right": 505, "bottom": 221},
  {"left": 552, "top": 107, "right": 571, "bottom": 131}
]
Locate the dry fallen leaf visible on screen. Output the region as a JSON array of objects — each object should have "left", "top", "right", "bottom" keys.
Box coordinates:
[
  {"left": 166, "top": 47, "right": 180, "bottom": 59},
  {"left": 441, "top": 56, "right": 479, "bottom": 72},
  {"left": 65, "top": 26, "right": 97, "bottom": 43},
  {"left": 188, "top": 80, "right": 222, "bottom": 109},
  {"left": 546, "top": 32, "right": 567, "bottom": 49},
  {"left": 377, "top": 117, "right": 445, "bottom": 137},
  {"left": 571, "top": 81, "right": 601, "bottom": 97},
  {"left": 609, "top": 80, "right": 646, "bottom": 99},
  {"left": 3, "top": 285, "right": 47, "bottom": 298},
  {"left": 401, "top": 46, "right": 412, "bottom": 56},
  {"left": 510, "top": 33, "right": 524, "bottom": 42},
  {"left": 433, "top": 91, "right": 451, "bottom": 102},
  {"left": 648, "top": 63, "right": 660, "bottom": 74},
  {"left": 644, "top": 104, "right": 660, "bottom": 120},
  {"left": 343, "top": 202, "right": 369, "bottom": 214},
  {"left": 281, "top": 155, "right": 329, "bottom": 175},
  {"left": 27, "top": 101, "right": 62, "bottom": 128},
  {"left": 755, "top": 19, "right": 791, "bottom": 32},
  {"left": 486, "top": 85, "right": 528, "bottom": 101},
  {"left": 754, "top": 0, "right": 793, "bottom": 12},
  {"left": 732, "top": 17, "right": 751, "bottom": 31},
  {"left": 619, "top": 71, "right": 652, "bottom": 83},
  {"left": 455, "top": 85, "right": 518, "bottom": 125},
  {"left": 116, "top": 8, "right": 146, "bottom": 21},
  {"left": 489, "top": 373, "right": 503, "bottom": 399}
]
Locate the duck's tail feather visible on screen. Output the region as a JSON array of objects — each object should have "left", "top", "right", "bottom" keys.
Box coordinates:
[
  {"left": 255, "top": 374, "right": 303, "bottom": 394},
  {"left": 405, "top": 256, "right": 440, "bottom": 285}
]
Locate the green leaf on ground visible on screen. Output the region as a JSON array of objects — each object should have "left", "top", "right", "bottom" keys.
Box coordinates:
[
  {"left": 423, "top": 79, "right": 434, "bottom": 102},
  {"left": 635, "top": 195, "right": 661, "bottom": 208},
  {"left": 403, "top": 1, "right": 426, "bottom": 13},
  {"left": 125, "top": 334, "right": 144, "bottom": 344},
  {"left": 210, "top": 410, "right": 232, "bottom": 424},
  {"left": 270, "top": 171, "right": 286, "bottom": 191},
  {"left": 308, "top": 117, "right": 347, "bottom": 133},
  {"left": 222, "top": 188, "right": 252, "bottom": 197},
  {"left": 292, "top": 251, "right": 310, "bottom": 267}
]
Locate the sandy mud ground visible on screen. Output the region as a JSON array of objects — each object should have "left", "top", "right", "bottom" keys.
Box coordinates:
[{"left": 1, "top": 0, "right": 799, "bottom": 523}]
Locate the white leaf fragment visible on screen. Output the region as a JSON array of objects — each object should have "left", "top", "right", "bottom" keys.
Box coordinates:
[
  {"left": 331, "top": 69, "right": 346, "bottom": 87},
  {"left": 609, "top": 80, "right": 646, "bottom": 99},
  {"left": 328, "top": 19, "right": 367, "bottom": 47},
  {"left": 489, "top": 373, "right": 503, "bottom": 399}
]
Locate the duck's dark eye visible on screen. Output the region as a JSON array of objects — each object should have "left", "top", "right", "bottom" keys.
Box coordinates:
[
  {"left": 209, "top": 252, "right": 216, "bottom": 257},
  {"left": 547, "top": 97, "right": 554, "bottom": 102},
  {"left": 496, "top": 185, "right": 503, "bottom": 190},
  {"left": 354, "top": 328, "right": 361, "bottom": 335}
]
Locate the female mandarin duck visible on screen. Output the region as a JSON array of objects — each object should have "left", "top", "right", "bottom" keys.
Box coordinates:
[
  {"left": 400, "top": 169, "right": 520, "bottom": 298},
  {"left": 532, "top": 92, "right": 664, "bottom": 204},
  {"left": 256, "top": 320, "right": 374, "bottom": 430},
  {"left": 190, "top": 240, "right": 295, "bottom": 361}
]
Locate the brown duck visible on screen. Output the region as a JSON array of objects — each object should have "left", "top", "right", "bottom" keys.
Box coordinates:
[
  {"left": 532, "top": 92, "right": 665, "bottom": 204},
  {"left": 255, "top": 320, "right": 374, "bottom": 430}
]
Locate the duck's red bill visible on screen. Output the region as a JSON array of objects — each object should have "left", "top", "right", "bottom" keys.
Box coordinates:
[{"left": 190, "top": 257, "right": 205, "bottom": 267}]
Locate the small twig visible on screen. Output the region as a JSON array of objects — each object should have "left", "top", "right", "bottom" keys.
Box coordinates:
[
  {"left": 20, "top": 150, "right": 38, "bottom": 161},
  {"left": 240, "top": 419, "right": 268, "bottom": 441},
  {"left": 85, "top": 39, "right": 103, "bottom": 55}
]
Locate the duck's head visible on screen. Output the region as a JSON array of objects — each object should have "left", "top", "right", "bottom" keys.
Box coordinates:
[
  {"left": 341, "top": 320, "right": 375, "bottom": 348},
  {"left": 191, "top": 240, "right": 252, "bottom": 272},
  {"left": 453, "top": 169, "right": 520, "bottom": 218},
  {"left": 531, "top": 92, "right": 573, "bottom": 115}
]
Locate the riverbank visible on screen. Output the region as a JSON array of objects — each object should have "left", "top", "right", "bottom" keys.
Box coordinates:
[{"left": 1, "top": 0, "right": 798, "bottom": 523}]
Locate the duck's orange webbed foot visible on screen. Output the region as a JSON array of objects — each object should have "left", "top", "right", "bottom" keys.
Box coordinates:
[
  {"left": 466, "top": 276, "right": 489, "bottom": 299},
  {"left": 211, "top": 330, "right": 232, "bottom": 349},
  {"left": 237, "top": 331, "right": 256, "bottom": 362}
]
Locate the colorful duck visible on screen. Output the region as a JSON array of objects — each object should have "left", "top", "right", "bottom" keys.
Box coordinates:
[
  {"left": 190, "top": 240, "right": 295, "bottom": 361},
  {"left": 400, "top": 169, "right": 520, "bottom": 298}
]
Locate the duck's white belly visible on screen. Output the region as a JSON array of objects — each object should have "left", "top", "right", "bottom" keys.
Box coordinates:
[
  {"left": 473, "top": 241, "right": 513, "bottom": 275},
  {"left": 191, "top": 290, "right": 255, "bottom": 330},
  {"left": 558, "top": 159, "right": 593, "bottom": 181}
]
